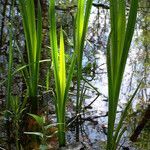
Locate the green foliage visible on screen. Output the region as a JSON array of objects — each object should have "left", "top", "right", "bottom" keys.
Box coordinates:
[
  {"left": 49, "top": 0, "right": 93, "bottom": 147},
  {"left": 3, "top": 0, "right": 143, "bottom": 149},
  {"left": 6, "top": 96, "right": 26, "bottom": 150},
  {"left": 18, "top": 0, "right": 42, "bottom": 113},
  {"left": 75, "top": 0, "right": 93, "bottom": 114},
  {"left": 106, "top": 0, "right": 139, "bottom": 149},
  {"left": 24, "top": 113, "right": 57, "bottom": 149},
  {"left": 49, "top": 1, "right": 67, "bottom": 145}
]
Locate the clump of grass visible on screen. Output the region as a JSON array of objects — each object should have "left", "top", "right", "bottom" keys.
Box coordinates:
[
  {"left": 49, "top": 0, "right": 93, "bottom": 147},
  {"left": 24, "top": 113, "right": 57, "bottom": 149},
  {"left": 106, "top": 0, "right": 139, "bottom": 149},
  {"left": 18, "top": 0, "right": 42, "bottom": 113},
  {"left": 7, "top": 96, "right": 26, "bottom": 150}
]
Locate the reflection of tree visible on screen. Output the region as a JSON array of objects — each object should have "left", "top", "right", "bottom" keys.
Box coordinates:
[
  {"left": 130, "top": 105, "right": 150, "bottom": 142},
  {"left": 38, "top": 0, "right": 50, "bottom": 85},
  {"left": 129, "top": 0, "right": 150, "bottom": 144}
]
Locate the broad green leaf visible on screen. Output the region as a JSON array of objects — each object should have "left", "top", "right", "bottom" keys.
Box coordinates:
[{"left": 28, "top": 113, "right": 45, "bottom": 126}]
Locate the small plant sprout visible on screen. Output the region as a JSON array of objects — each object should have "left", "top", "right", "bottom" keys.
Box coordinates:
[{"left": 24, "top": 113, "right": 57, "bottom": 149}]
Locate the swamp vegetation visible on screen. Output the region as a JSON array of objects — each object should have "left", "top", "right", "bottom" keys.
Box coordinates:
[{"left": 0, "top": 0, "right": 150, "bottom": 150}]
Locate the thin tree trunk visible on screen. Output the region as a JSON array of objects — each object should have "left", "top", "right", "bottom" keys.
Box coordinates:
[
  {"left": 0, "top": 0, "right": 8, "bottom": 48},
  {"left": 40, "top": 0, "right": 50, "bottom": 86}
]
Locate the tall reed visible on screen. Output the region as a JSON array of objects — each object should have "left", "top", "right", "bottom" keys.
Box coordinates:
[
  {"left": 49, "top": 0, "right": 93, "bottom": 146},
  {"left": 5, "top": 1, "right": 15, "bottom": 148},
  {"left": 5, "top": 22, "right": 13, "bottom": 150},
  {"left": 75, "top": 0, "right": 93, "bottom": 124},
  {"left": 106, "top": 0, "right": 139, "bottom": 149},
  {"left": 18, "top": 0, "right": 42, "bottom": 113}
]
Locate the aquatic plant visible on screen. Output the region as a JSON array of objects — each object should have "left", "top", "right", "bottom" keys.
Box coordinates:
[
  {"left": 2, "top": 0, "right": 142, "bottom": 148},
  {"left": 49, "top": 0, "right": 93, "bottom": 146},
  {"left": 7, "top": 96, "right": 26, "bottom": 150},
  {"left": 5, "top": 21, "right": 13, "bottom": 150},
  {"left": 5, "top": 0, "right": 16, "bottom": 145},
  {"left": 24, "top": 113, "right": 57, "bottom": 149},
  {"left": 18, "top": 0, "right": 42, "bottom": 113},
  {"left": 75, "top": 0, "right": 93, "bottom": 140},
  {"left": 106, "top": 0, "right": 139, "bottom": 149}
]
